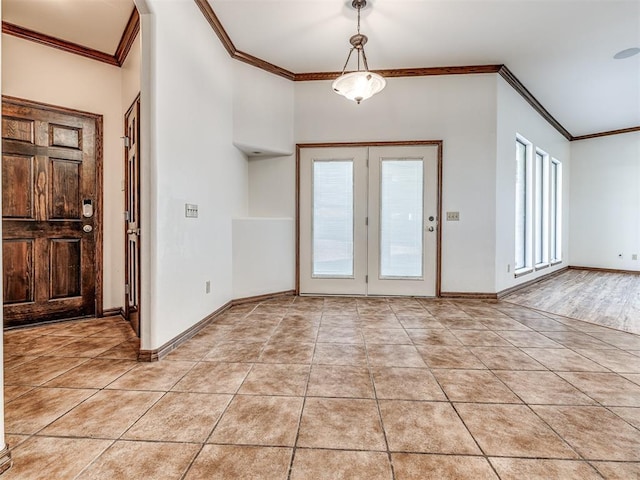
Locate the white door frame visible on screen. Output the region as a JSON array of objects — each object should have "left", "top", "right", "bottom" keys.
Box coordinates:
[{"left": 296, "top": 141, "right": 443, "bottom": 297}]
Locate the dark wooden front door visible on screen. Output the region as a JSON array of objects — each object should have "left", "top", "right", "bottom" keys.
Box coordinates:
[
  {"left": 124, "top": 96, "right": 140, "bottom": 336},
  {"left": 2, "top": 97, "right": 102, "bottom": 327}
]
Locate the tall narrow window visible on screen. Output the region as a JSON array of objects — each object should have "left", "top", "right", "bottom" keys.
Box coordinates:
[
  {"left": 312, "top": 161, "right": 354, "bottom": 277},
  {"left": 550, "top": 159, "right": 562, "bottom": 263},
  {"left": 380, "top": 159, "right": 424, "bottom": 278},
  {"left": 534, "top": 150, "right": 549, "bottom": 267},
  {"left": 515, "top": 138, "right": 529, "bottom": 271}
]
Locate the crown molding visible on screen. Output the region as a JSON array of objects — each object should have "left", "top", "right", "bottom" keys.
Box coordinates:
[
  {"left": 572, "top": 126, "right": 640, "bottom": 141},
  {"left": 193, "top": 0, "right": 295, "bottom": 80},
  {"left": 234, "top": 50, "right": 295, "bottom": 81},
  {"left": 194, "top": 0, "right": 235, "bottom": 56},
  {"left": 2, "top": 7, "right": 139, "bottom": 68},
  {"left": 2, "top": 21, "right": 119, "bottom": 66},
  {"left": 295, "top": 65, "right": 502, "bottom": 81},
  {"left": 497, "top": 65, "right": 573, "bottom": 141},
  {"left": 115, "top": 8, "right": 140, "bottom": 66}
]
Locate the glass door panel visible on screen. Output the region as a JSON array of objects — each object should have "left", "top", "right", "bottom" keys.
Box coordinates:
[
  {"left": 313, "top": 161, "right": 354, "bottom": 277},
  {"left": 380, "top": 159, "right": 424, "bottom": 278}
]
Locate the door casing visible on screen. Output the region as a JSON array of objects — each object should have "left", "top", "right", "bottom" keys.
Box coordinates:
[{"left": 296, "top": 140, "right": 443, "bottom": 297}]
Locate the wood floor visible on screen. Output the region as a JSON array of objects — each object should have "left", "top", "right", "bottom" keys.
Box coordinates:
[{"left": 504, "top": 269, "right": 640, "bottom": 335}]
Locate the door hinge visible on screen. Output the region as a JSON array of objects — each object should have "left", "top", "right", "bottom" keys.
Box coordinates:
[
  {"left": 365, "top": 275, "right": 369, "bottom": 283},
  {"left": 124, "top": 211, "right": 130, "bottom": 221},
  {"left": 125, "top": 284, "right": 130, "bottom": 295},
  {"left": 122, "top": 136, "right": 130, "bottom": 148}
]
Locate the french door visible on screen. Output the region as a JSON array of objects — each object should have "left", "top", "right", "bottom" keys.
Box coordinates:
[{"left": 299, "top": 144, "right": 439, "bottom": 297}]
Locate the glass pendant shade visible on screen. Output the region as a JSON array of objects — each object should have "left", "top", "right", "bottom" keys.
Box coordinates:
[
  {"left": 332, "top": 71, "right": 386, "bottom": 104},
  {"left": 333, "top": 0, "right": 385, "bottom": 104}
]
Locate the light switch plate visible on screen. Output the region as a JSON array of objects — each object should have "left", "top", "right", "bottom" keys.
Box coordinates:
[
  {"left": 446, "top": 211, "right": 460, "bottom": 221},
  {"left": 185, "top": 203, "right": 198, "bottom": 218}
]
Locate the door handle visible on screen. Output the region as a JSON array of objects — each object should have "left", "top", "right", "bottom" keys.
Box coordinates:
[{"left": 127, "top": 228, "right": 140, "bottom": 235}]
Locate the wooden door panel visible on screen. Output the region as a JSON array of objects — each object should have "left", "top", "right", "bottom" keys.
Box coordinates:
[
  {"left": 2, "top": 154, "right": 34, "bottom": 219},
  {"left": 2, "top": 117, "right": 34, "bottom": 143},
  {"left": 1, "top": 139, "right": 84, "bottom": 162},
  {"left": 2, "top": 97, "right": 102, "bottom": 327},
  {"left": 3, "top": 240, "right": 34, "bottom": 304},
  {"left": 49, "top": 239, "right": 81, "bottom": 298},
  {"left": 49, "top": 159, "right": 82, "bottom": 219},
  {"left": 49, "top": 124, "right": 82, "bottom": 150},
  {"left": 124, "top": 96, "right": 140, "bottom": 336}
]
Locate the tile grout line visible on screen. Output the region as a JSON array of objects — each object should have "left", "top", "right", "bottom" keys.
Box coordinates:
[
  {"left": 285, "top": 298, "right": 317, "bottom": 480},
  {"left": 365, "top": 303, "right": 397, "bottom": 480}
]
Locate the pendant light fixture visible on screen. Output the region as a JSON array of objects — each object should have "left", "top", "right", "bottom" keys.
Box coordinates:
[{"left": 332, "top": 0, "right": 386, "bottom": 104}]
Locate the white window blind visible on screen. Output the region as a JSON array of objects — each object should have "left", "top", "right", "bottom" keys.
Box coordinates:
[
  {"left": 312, "top": 161, "right": 354, "bottom": 277},
  {"left": 380, "top": 159, "right": 424, "bottom": 278}
]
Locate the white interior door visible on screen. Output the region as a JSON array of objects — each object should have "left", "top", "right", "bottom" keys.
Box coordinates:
[
  {"left": 299, "top": 144, "right": 439, "bottom": 297},
  {"left": 367, "top": 146, "right": 438, "bottom": 296}
]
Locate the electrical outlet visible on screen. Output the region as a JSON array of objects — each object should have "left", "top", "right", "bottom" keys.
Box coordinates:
[
  {"left": 632, "top": 254, "right": 638, "bottom": 261},
  {"left": 205, "top": 281, "right": 211, "bottom": 294},
  {"left": 446, "top": 211, "right": 460, "bottom": 221}
]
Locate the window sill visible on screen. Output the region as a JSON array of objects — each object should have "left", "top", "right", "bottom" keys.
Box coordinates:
[
  {"left": 535, "top": 263, "right": 550, "bottom": 271},
  {"left": 550, "top": 260, "right": 563, "bottom": 266},
  {"left": 514, "top": 268, "right": 533, "bottom": 279}
]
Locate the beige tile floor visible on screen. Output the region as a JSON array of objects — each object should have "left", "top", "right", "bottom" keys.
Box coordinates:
[{"left": 3, "top": 296, "right": 640, "bottom": 479}]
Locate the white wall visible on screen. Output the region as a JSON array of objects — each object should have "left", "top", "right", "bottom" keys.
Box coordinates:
[
  {"left": 248, "top": 155, "right": 295, "bottom": 217},
  {"left": 495, "top": 76, "right": 571, "bottom": 292},
  {"left": 232, "top": 218, "right": 295, "bottom": 298},
  {"left": 122, "top": 33, "right": 141, "bottom": 115},
  {"left": 288, "top": 75, "right": 499, "bottom": 293},
  {"left": 232, "top": 60, "right": 295, "bottom": 299},
  {"left": 142, "top": 0, "right": 249, "bottom": 349},
  {"left": 570, "top": 132, "right": 640, "bottom": 271},
  {"left": 232, "top": 62, "right": 294, "bottom": 156},
  {"left": 1, "top": 34, "right": 127, "bottom": 311}
]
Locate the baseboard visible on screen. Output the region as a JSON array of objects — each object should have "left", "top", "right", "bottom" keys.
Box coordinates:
[
  {"left": 497, "top": 266, "right": 569, "bottom": 299},
  {"left": 137, "top": 290, "right": 296, "bottom": 362},
  {"left": 569, "top": 265, "right": 640, "bottom": 275},
  {"left": 232, "top": 290, "right": 296, "bottom": 305},
  {"left": 138, "top": 300, "right": 232, "bottom": 362},
  {"left": 102, "top": 307, "right": 125, "bottom": 317},
  {"left": 0, "top": 445, "right": 12, "bottom": 475},
  {"left": 439, "top": 292, "right": 498, "bottom": 300}
]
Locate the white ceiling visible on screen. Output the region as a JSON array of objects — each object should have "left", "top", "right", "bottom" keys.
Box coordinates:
[
  {"left": 2, "top": 0, "right": 637, "bottom": 136},
  {"left": 2, "top": 0, "right": 134, "bottom": 53},
  {"left": 211, "top": 0, "right": 640, "bottom": 137}
]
